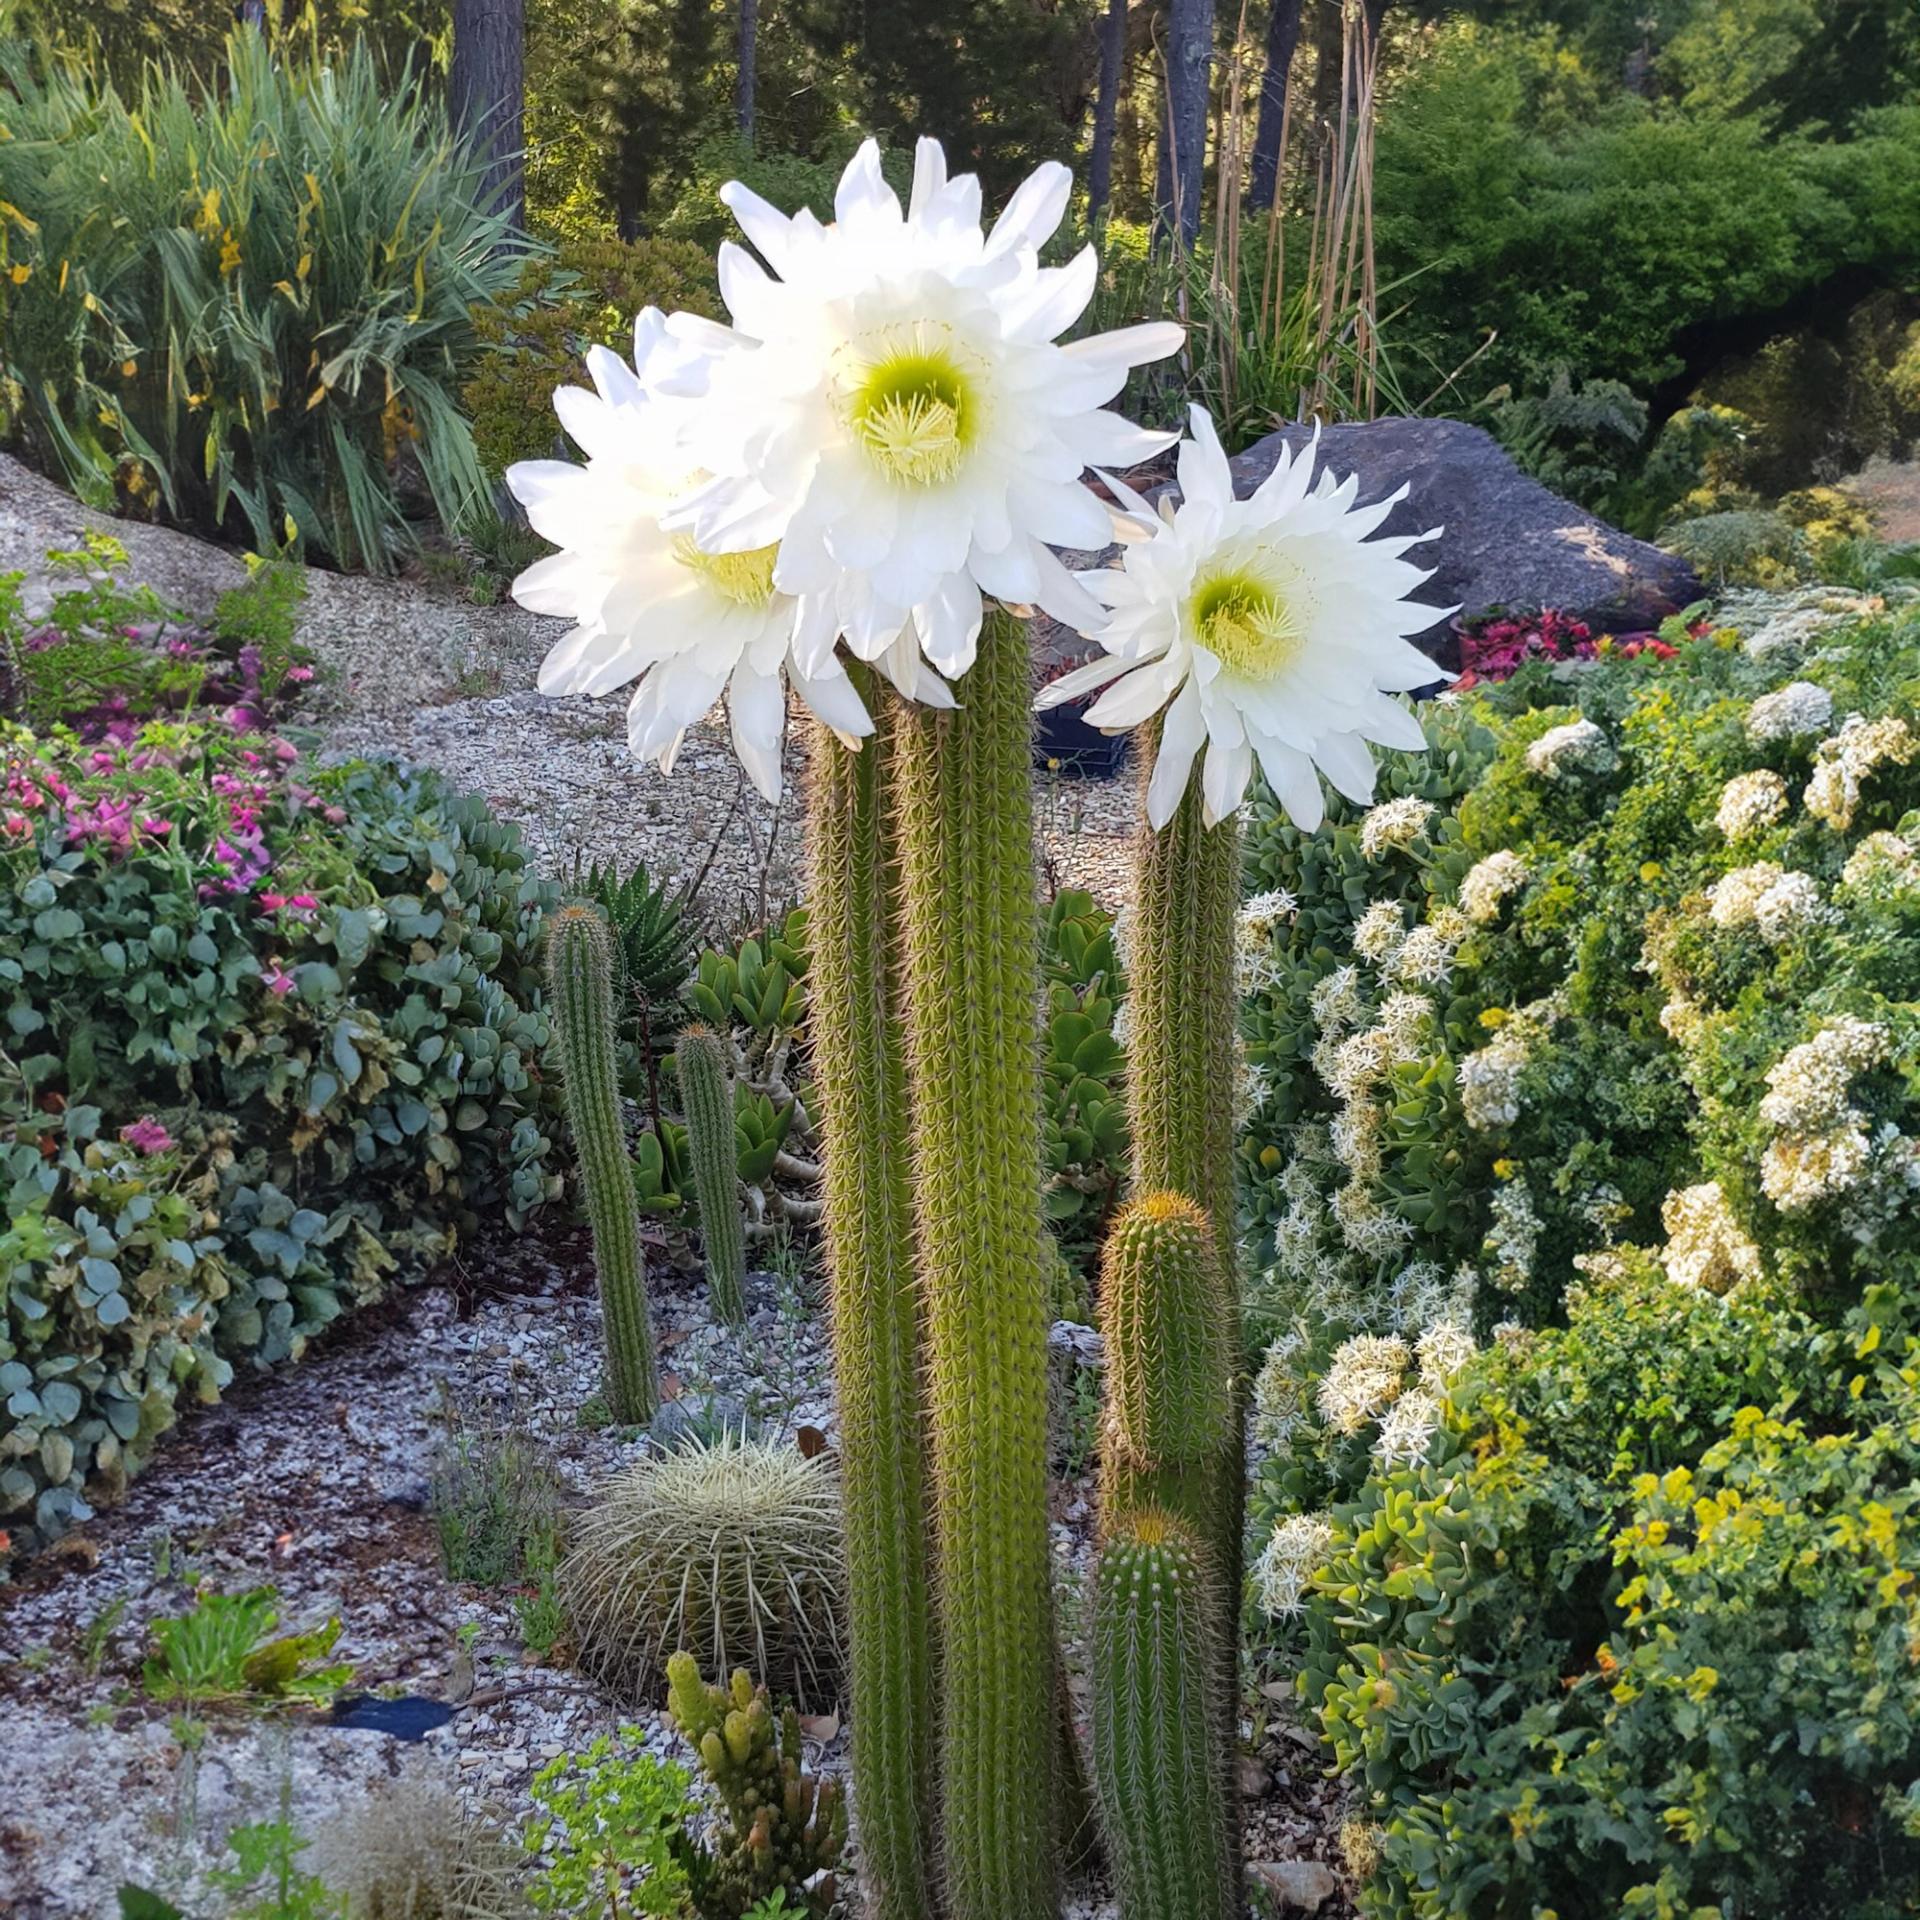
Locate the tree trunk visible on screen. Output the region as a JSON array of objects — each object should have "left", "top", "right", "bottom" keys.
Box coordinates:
[
  {"left": 1155, "top": 0, "right": 1214, "bottom": 251},
  {"left": 737, "top": 0, "right": 758, "bottom": 143},
  {"left": 1247, "top": 0, "right": 1302, "bottom": 208},
  {"left": 1087, "top": 0, "right": 1128, "bottom": 228},
  {"left": 449, "top": 0, "right": 527, "bottom": 234}
]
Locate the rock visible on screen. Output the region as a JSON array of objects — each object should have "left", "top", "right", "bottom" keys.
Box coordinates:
[
  {"left": 1236, "top": 1752, "right": 1275, "bottom": 1798},
  {"left": 1035, "top": 416, "right": 1701, "bottom": 671},
  {"left": 1250, "top": 1858, "right": 1341, "bottom": 1911}
]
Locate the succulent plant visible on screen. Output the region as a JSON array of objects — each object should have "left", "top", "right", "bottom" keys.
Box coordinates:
[
  {"left": 679, "top": 1025, "right": 747, "bottom": 1325},
  {"left": 803, "top": 690, "right": 935, "bottom": 1920},
  {"left": 889, "top": 610, "right": 1059, "bottom": 1919},
  {"left": 1090, "top": 1510, "right": 1236, "bottom": 1920},
  {"left": 558, "top": 1431, "right": 844, "bottom": 1712},
  {"left": 666, "top": 1654, "right": 848, "bottom": 1919},
  {"left": 547, "top": 902, "right": 660, "bottom": 1424}
]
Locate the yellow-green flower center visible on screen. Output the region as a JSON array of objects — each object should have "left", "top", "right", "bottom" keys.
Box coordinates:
[
  {"left": 848, "top": 348, "right": 976, "bottom": 487},
  {"left": 671, "top": 536, "right": 779, "bottom": 608},
  {"left": 1191, "top": 570, "right": 1303, "bottom": 679}
]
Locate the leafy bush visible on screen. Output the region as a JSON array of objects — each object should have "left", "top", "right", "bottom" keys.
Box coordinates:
[
  {"left": 1, "top": 625, "right": 558, "bottom": 1552},
  {"left": 0, "top": 33, "right": 522, "bottom": 569},
  {"left": 463, "top": 237, "right": 721, "bottom": 479},
  {"left": 1041, "top": 889, "right": 1128, "bottom": 1270},
  {"left": 1243, "top": 591, "right": 1920, "bottom": 1913}
]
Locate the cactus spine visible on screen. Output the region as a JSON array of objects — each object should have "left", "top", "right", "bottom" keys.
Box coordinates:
[
  {"left": 1097, "top": 1192, "right": 1235, "bottom": 1546},
  {"left": 680, "top": 1024, "right": 746, "bottom": 1326},
  {"left": 890, "top": 609, "right": 1057, "bottom": 1920},
  {"left": 547, "top": 904, "right": 659, "bottom": 1424},
  {"left": 1090, "top": 1511, "right": 1236, "bottom": 1920},
  {"left": 804, "top": 690, "right": 935, "bottom": 1920}
]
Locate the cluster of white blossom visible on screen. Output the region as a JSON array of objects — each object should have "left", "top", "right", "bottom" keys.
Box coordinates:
[
  {"left": 1235, "top": 888, "right": 1298, "bottom": 993},
  {"left": 1804, "top": 714, "right": 1918, "bottom": 832},
  {"left": 1252, "top": 1511, "right": 1336, "bottom": 1618},
  {"left": 1330, "top": 1181, "right": 1416, "bottom": 1258},
  {"left": 1524, "top": 717, "right": 1617, "bottom": 781},
  {"left": 1660, "top": 1180, "right": 1763, "bottom": 1293},
  {"left": 1415, "top": 1316, "right": 1478, "bottom": 1384},
  {"left": 1388, "top": 1259, "right": 1475, "bottom": 1333},
  {"left": 1386, "top": 906, "right": 1469, "bottom": 987},
  {"left": 1372, "top": 1383, "right": 1444, "bottom": 1469},
  {"left": 1314, "top": 1333, "right": 1410, "bottom": 1434},
  {"left": 1459, "top": 849, "right": 1528, "bottom": 924},
  {"left": 1459, "top": 1029, "right": 1528, "bottom": 1131},
  {"left": 1757, "top": 1017, "right": 1892, "bottom": 1213},
  {"left": 1310, "top": 964, "right": 1369, "bottom": 1034},
  {"left": 1484, "top": 1178, "right": 1541, "bottom": 1292},
  {"left": 1358, "top": 795, "right": 1435, "bottom": 860},
  {"left": 1745, "top": 679, "right": 1833, "bottom": 742},
  {"left": 1707, "top": 862, "right": 1831, "bottom": 945},
  {"left": 1351, "top": 899, "right": 1408, "bottom": 967},
  {"left": 1251, "top": 1327, "right": 1308, "bottom": 1452},
  {"left": 1713, "top": 768, "right": 1790, "bottom": 841},
  {"left": 1842, "top": 829, "right": 1920, "bottom": 892}
]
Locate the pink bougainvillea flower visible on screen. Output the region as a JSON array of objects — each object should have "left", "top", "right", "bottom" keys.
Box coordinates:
[{"left": 119, "top": 1117, "right": 174, "bottom": 1155}]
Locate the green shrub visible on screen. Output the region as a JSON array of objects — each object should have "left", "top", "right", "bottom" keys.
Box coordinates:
[
  {"left": 1, "top": 699, "right": 558, "bottom": 1554},
  {"left": 1295, "top": 1269, "right": 1919, "bottom": 1918},
  {"left": 0, "top": 33, "right": 521, "bottom": 570},
  {"left": 462, "top": 236, "right": 721, "bottom": 479}
]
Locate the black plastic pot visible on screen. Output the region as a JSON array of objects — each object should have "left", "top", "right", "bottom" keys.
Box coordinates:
[{"left": 1034, "top": 701, "right": 1129, "bottom": 776}]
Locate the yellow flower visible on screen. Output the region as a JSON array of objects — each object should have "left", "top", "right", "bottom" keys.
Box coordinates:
[
  {"left": 1493, "top": 1157, "right": 1517, "bottom": 1179},
  {"left": 218, "top": 231, "right": 243, "bottom": 276},
  {"left": 1639, "top": 861, "right": 1663, "bottom": 883},
  {"left": 1479, "top": 1006, "right": 1509, "bottom": 1029},
  {"left": 6, "top": 263, "right": 29, "bottom": 286},
  {"left": 120, "top": 359, "right": 138, "bottom": 378}
]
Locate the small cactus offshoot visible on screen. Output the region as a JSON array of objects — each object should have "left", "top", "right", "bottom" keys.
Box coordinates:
[
  {"left": 1090, "top": 1510, "right": 1237, "bottom": 1920},
  {"left": 547, "top": 903, "right": 659, "bottom": 1424},
  {"left": 666, "top": 1653, "right": 848, "bottom": 1919},
  {"left": 680, "top": 1024, "right": 748, "bottom": 1325}
]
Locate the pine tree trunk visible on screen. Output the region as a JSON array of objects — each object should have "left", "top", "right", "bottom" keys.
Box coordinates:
[
  {"left": 449, "top": 0, "right": 527, "bottom": 233},
  {"left": 1087, "top": 0, "right": 1129, "bottom": 228},
  {"left": 1156, "top": 0, "right": 1214, "bottom": 250},
  {"left": 1247, "top": 0, "right": 1302, "bottom": 208},
  {"left": 737, "top": 0, "right": 758, "bottom": 142}
]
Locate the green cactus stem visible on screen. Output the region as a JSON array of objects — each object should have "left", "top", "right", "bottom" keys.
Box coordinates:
[
  {"left": 547, "top": 904, "right": 659, "bottom": 1425},
  {"left": 679, "top": 1023, "right": 747, "bottom": 1326},
  {"left": 804, "top": 687, "right": 935, "bottom": 1920},
  {"left": 1090, "top": 1510, "right": 1237, "bottom": 1920},
  {"left": 890, "top": 608, "right": 1058, "bottom": 1920},
  {"left": 1125, "top": 749, "right": 1247, "bottom": 1741}
]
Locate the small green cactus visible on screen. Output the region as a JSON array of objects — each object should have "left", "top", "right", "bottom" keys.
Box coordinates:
[
  {"left": 1090, "top": 1510, "right": 1236, "bottom": 1920},
  {"left": 666, "top": 1653, "right": 848, "bottom": 1919},
  {"left": 680, "top": 1024, "right": 747, "bottom": 1325},
  {"left": 548, "top": 903, "right": 658, "bottom": 1424}
]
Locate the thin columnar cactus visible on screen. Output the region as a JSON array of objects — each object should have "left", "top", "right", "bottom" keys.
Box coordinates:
[
  {"left": 679, "top": 1023, "right": 747, "bottom": 1326},
  {"left": 547, "top": 904, "right": 658, "bottom": 1424},
  {"left": 1090, "top": 1510, "right": 1236, "bottom": 1920},
  {"left": 890, "top": 609, "right": 1057, "bottom": 1920},
  {"left": 805, "top": 690, "right": 935, "bottom": 1920},
  {"left": 1097, "top": 1192, "right": 1234, "bottom": 1550},
  {"left": 1126, "top": 747, "right": 1247, "bottom": 1727}
]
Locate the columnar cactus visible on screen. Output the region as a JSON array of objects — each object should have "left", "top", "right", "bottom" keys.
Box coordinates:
[
  {"left": 804, "top": 693, "right": 935, "bottom": 1920},
  {"left": 1098, "top": 1192, "right": 1235, "bottom": 1548},
  {"left": 547, "top": 904, "right": 658, "bottom": 1424},
  {"left": 890, "top": 610, "right": 1058, "bottom": 1920},
  {"left": 679, "top": 1024, "right": 747, "bottom": 1326},
  {"left": 1125, "top": 756, "right": 1247, "bottom": 1718},
  {"left": 1090, "top": 1510, "right": 1236, "bottom": 1920}
]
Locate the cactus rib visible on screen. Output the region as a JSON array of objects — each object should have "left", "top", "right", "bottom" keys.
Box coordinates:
[
  {"left": 805, "top": 690, "right": 936, "bottom": 1920},
  {"left": 680, "top": 1024, "right": 747, "bottom": 1326},
  {"left": 891, "top": 610, "right": 1058, "bottom": 1920}
]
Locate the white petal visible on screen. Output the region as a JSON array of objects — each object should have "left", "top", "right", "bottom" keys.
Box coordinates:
[
  {"left": 1201, "top": 735, "right": 1253, "bottom": 826},
  {"left": 1250, "top": 732, "right": 1325, "bottom": 832},
  {"left": 728, "top": 664, "right": 787, "bottom": 802},
  {"left": 1145, "top": 680, "right": 1207, "bottom": 827},
  {"left": 1034, "top": 651, "right": 1135, "bottom": 711},
  {"left": 915, "top": 572, "right": 984, "bottom": 677},
  {"left": 792, "top": 657, "right": 875, "bottom": 739},
  {"left": 720, "top": 180, "right": 797, "bottom": 274},
  {"left": 986, "top": 160, "right": 1071, "bottom": 256}
]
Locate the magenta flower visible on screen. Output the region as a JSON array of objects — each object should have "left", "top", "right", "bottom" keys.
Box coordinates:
[
  {"left": 119, "top": 1117, "right": 175, "bottom": 1155},
  {"left": 259, "top": 964, "right": 296, "bottom": 996}
]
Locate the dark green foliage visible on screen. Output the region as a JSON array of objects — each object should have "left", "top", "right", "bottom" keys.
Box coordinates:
[
  {"left": 1090, "top": 1512, "right": 1235, "bottom": 1920},
  {"left": 0, "top": 33, "right": 523, "bottom": 569},
  {"left": 1041, "top": 888, "right": 1129, "bottom": 1274},
  {"left": 679, "top": 1025, "right": 745, "bottom": 1325},
  {"left": 665, "top": 1654, "right": 849, "bottom": 1920},
  {"left": 2, "top": 720, "right": 557, "bottom": 1556},
  {"left": 547, "top": 904, "right": 659, "bottom": 1423},
  {"left": 567, "top": 852, "right": 698, "bottom": 1033}
]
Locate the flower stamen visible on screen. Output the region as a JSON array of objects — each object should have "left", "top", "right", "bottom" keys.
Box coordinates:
[
  {"left": 1191, "top": 570, "right": 1304, "bottom": 679},
  {"left": 849, "top": 349, "right": 974, "bottom": 487},
  {"left": 671, "top": 536, "right": 779, "bottom": 608}
]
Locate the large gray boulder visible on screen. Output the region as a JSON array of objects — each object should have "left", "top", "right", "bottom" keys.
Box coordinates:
[{"left": 1037, "top": 416, "right": 1701, "bottom": 669}]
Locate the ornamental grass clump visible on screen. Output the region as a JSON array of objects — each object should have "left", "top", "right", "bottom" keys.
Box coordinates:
[
  {"left": 0, "top": 33, "right": 519, "bottom": 569},
  {"left": 558, "top": 1432, "right": 843, "bottom": 1712},
  {"left": 310, "top": 1777, "right": 530, "bottom": 1920}
]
